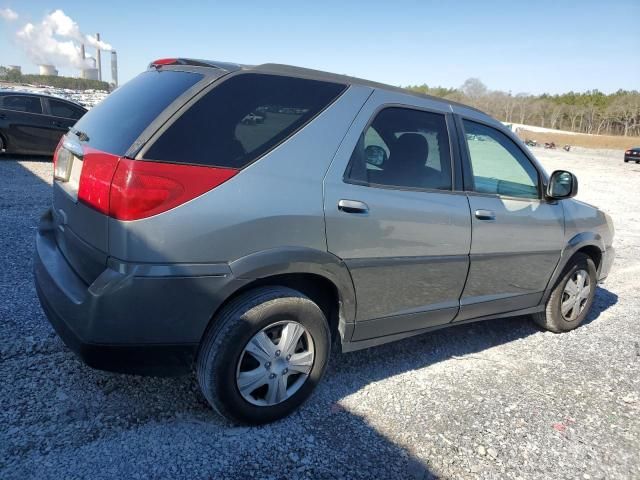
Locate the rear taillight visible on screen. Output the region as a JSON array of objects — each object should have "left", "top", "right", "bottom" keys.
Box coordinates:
[
  {"left": 77, "top": 148, "right": 120, "bottom": 214},
  {"left": 76, "top": 152, "right": 238, "bottom": 220},
  {"left": 53, "top": 137, "right": 72, "bottom": 181},
  {"left": 109, "top": 159, "right": 237, "bottom": 220}
]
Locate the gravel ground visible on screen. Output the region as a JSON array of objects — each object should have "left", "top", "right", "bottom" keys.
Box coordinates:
[{"left": 1, "top": 148, "right": 638, "bottom": 479}]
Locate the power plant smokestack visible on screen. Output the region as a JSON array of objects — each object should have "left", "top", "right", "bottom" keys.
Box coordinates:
[
  {"left": 111, "top": 50, "right": 118, "bottom": 88},
  {"left": 96, "top": 33, "right": 102, "bottom": 81},
  {"left": 80, "top": 44, "right": 86, "bottom": 64}
]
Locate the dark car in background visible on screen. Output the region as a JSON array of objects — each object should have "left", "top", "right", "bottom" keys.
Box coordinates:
[
  {"left": 624, "top": 147, "right": 640, "bottom": 163},
  {"left": 0, "top": 91, "right": 87, "bottom": 156}
]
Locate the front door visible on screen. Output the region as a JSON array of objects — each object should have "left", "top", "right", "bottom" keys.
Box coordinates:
[
  {"left": 456, "top": 117, "right": 564, "bottom": 321},
  {"left": 324, "top": 92, "right": 471, "bottom": 342}
]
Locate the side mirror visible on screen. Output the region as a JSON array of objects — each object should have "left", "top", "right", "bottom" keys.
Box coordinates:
[
  {"left": 364, "top": 145, "right": 387, "bottom": 166},
  {"left": 546, "top": 170, "right": 578, "bottom": 199}
]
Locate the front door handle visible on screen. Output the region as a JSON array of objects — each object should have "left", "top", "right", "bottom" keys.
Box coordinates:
[
  {"left": 52, "top": 121, "right": 63, "bottom": 127},
  {"left": 475, "top": 209, "right": 496, "bottom": 221},
  {"left": 338, "top": 199, "right": 369, "bottom": 214}
]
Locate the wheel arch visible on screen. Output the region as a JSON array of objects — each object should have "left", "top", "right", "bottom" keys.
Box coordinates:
[
  {"left": 199, "top": 247, "right": 357, "bottom": 348},
  {"left": 542, "top": 232, "right": 604, "bottom": 303}
]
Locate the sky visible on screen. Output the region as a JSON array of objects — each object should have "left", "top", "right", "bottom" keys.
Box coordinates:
[{"left": 1, "top": 0, "right": 639, "bottom": 95}]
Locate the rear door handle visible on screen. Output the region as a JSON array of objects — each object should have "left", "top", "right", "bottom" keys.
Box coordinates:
[
  {"left": 0, "top": 113, "right": 6, "bottom": 119},
  {"left": 475, "top": 209, "right": 496, "bottom": 221},
  {"left": 338, "top": 199, "right": 369, "bottom": 214},
  {"left": 52, "top": 121, "right": 63, "bottom": 127}
]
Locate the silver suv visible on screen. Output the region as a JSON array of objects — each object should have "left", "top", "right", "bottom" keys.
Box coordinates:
[{"left": 34, "top": 59, "right": 615, "bottom": 424}]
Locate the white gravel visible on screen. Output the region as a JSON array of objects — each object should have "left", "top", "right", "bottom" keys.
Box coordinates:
[{"left": 1, "top": 148, "right": 638, "bottom": 479}]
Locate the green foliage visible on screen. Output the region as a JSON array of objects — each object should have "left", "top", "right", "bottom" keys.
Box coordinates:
[
  {"left": 0, "top": 66, "right": 109, "bottom": 91},
  {"left": 402, "top": 80, "right": 640, "bottom": 137}
]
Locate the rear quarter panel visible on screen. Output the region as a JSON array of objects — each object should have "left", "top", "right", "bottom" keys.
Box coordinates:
[{"left": 107, "top": 85, "right": 374, "bottom": 263}]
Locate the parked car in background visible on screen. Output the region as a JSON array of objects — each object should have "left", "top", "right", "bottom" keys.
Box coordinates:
[
  {"left": 241, "top": 112, "right": 265, "bottom": 124},
  {"left": 0, "top": 91, "right": 87, "bottom": 156},
  {"left": 34, "top": 58, "right": 615, "bottom": 425},
  {"left": 624, "top": 147, "right": 640, "bottom": 163}
]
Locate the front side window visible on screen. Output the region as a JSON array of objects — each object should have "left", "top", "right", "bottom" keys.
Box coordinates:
[
  {"left": 463, "top": 120, "right": 539, "bottom": 199},
  {"left": 144, "top": 73, "right": 346, "bottom": 168},
  {"left": 2, "top": 95, "right": 43, "bottom": 114},
  {"left": 49, "top": 99, "right": 84, "bottom": 120},
  {"left": 345, "top": 107, "right": 452, "bottom": 191}
]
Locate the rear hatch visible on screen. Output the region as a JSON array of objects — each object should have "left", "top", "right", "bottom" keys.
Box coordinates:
[{"left": 51, "top": 67, "right": 216, "bottom": 284}]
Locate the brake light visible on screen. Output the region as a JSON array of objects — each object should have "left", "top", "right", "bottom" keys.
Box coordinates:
[
  {"left": 150, "top": 58, "right": 178, "bottom": 67},
  {"left": 109, "top": 159, "right": 237, "bottom": 220},
  {"left": 76, "top": 147, "right": 238, "bottom": 220},
  {"left": 77, "top": 148, "right": 120, "bottom": 214}
]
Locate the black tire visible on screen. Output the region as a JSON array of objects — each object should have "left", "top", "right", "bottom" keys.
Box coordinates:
[
  {"left": 197, "top": 286, "right": 331, "bottom": 424},
  {"left": 624, "top": 159, "right": 628, "bottom": 162},
  {"left": 532, "top": 253, "right": 597, "bottom": 333}
]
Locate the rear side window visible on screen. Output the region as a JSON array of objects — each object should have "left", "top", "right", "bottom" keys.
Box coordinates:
[
  {"left": 2, "top": 95, "right": 43, "bottom": 114},
  {"left": 71, "top": 71, "right": 203, "bottom": 155},
  {"left": 345, "top": 107, "right": 452, "bottom": 191},
  {"left": 143, "top": 74, "right": 347, "bottom": 168},
  {"left": 49, "top": 99, "right": 85, "bottom": 120}
]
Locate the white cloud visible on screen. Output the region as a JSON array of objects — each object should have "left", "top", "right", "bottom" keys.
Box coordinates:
[
  {"left": 0, "top": 7, "right": 18, "bottom": 21},
  {"left": 14, "top": 9, "right": 112, "bottom": 70}
]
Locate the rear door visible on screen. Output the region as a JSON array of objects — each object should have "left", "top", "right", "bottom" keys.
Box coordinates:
[
  {"left": 43, "top": 98, "right": 86, "bottom": 150},
  {"left": 0, "top": 94, "right": 50, "bottom": 154},
  {"left": 455, "top": 115, "right": 564, "bottom": 320},
  {"left": 324, "top": 90, "right": 471, "bottom": 341}
]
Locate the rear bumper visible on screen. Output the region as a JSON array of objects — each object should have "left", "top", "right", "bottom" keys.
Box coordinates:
[{"left": 34, "top": 209, "right": 244, "bottom": 376}]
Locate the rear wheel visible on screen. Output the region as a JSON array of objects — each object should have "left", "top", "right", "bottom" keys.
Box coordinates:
[
  {"left": 197, "top": 286, "right": 331, "bottom": 424},
  {"left": 532, "top": 253, "right": 597, "bottom": 333}
]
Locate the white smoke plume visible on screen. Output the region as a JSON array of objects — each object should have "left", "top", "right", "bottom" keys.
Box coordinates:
[
  {"left": 0, "top": 8, "right": 18, "bottom": 21},
  {"left": 7, "top": 9, "right": 112, "bottom": 70}
]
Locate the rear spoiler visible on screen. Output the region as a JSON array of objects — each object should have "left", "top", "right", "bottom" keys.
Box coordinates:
[{"left": 148, "top": 58, "right": 244, "bottom": 73}]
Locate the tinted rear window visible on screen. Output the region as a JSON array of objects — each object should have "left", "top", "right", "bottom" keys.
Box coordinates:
[
  {"left": 143, "top": 73, "right": 346, "bottom": 168},
  {"left": 49, "top": 99, "right": 85, "bottom": 120},
  {"left": 71, "top": 70, "right": 203, "bottom": 155}
]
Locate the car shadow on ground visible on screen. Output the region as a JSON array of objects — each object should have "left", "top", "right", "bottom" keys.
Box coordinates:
[{"left": 2, "top": 158, "right": 618, "bottom": 479}]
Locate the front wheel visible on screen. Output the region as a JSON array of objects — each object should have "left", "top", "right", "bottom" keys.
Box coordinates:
[
  {"left": 532, "top": 253, "right": 597, "bottom": 333},
  {"left": 197, "top": 286, "right": 331, "bottom": 424}
]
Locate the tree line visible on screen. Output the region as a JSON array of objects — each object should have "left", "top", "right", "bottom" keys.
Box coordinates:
[
  {"left": 405, "top": 78, "right": 640, "bottom": 137},
  {"left": 0, "top": 66, "right": 110, "bottom": 92}
]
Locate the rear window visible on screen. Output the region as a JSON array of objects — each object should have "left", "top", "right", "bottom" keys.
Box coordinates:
[
  {"left": 71, "top": 70, "right": 203, "bottom": 156},
  {"left": 143, "top": 73, "right": 347, "bottom": 168},
  {"left": 49, "top": 99, "right": 85, "bottom": 120}
]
